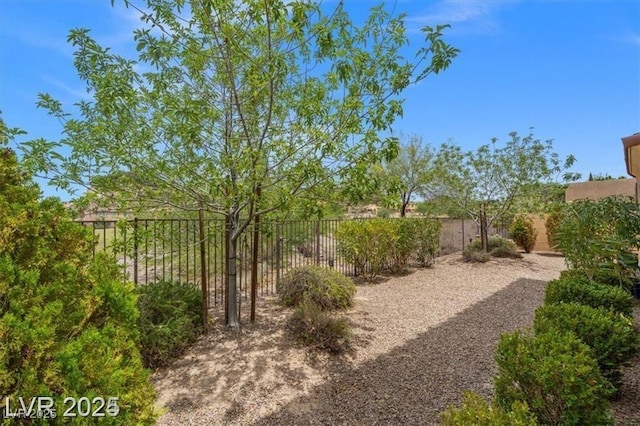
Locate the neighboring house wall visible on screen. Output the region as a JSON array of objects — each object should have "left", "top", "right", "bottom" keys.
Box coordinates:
[
  {"left": 565, "top": 179, "right": 637, "bottom": 202},
  {"left": 527, "top": 214, "right": 553, "bottom": 252}
]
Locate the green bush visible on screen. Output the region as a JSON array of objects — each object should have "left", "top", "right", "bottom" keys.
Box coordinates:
[
  {"left": 489, "top": 244, "right": 523, "bottom": 259},
  {"left": 287, "top": 299, "right": 352, "bottom": 354},
  {"left": 509, "top": 215, "right": 537, "bottom": 253},
  {"left": 336, "top": 218, "right": 441, "bottom": 278},
  {"left": 465, "top": 235, "right": 520, "bottom": 259},
  {"left": 441, "top": 391, "right": 536, "bottom": 426},
  {"left": 560, "top": 268, "right": 633, "bottom": 291},
  {"left": 0, "top": 148, "right": 156, "bottom": 424},
  {"left": 545, "top": 207, "right": 564, "bottom": 251},
  {"left": 336, "top": 219, "right": 395, "bottom": 278},
  {"left": 462, "top": 248, "right": 491, "bottom": 263},
  {"left": 494, "top": 330, "right": 614, "bottom": 426},
  {"left": 554, "top": 197, "right": 640, "bottom": 282},
  {"left": 545, "top": 275, "right": 634, "bottom": 317},
  {"left": 136, "top": 280, "right": 203, "bottom": 369},
  {"left": 533, "top": 303, "right": 639, "bottom": 390},
  {"left": 414, "top": 218, "right": 442, "bottom": 267},
  {"left": 468, "top": 235, "right": 516, "bottom": 253},
  {"left": 277, "top": 265, "right": 356, "bottom": 311}
]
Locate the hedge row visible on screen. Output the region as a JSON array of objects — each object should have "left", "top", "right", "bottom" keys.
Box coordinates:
[
  {"left": 443, "top": 267, "right": 638, "bottom": 425},
  {"left": 335, "top": 218, "right": 441, "bottom": 279}
]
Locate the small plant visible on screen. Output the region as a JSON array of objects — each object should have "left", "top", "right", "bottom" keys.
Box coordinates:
[
  {"left": 509, "top": 215, "right": 537, "bottom": 253},
  {"left": 277, "top": 265, "right": 356, "bottom": 311},
  {"left": 136, "top": 280, "right": 204, "bottom": 369},
  {"left": 465, "top": 235, "right": 520, "bottom": 260},
  {"left": 287, "top": 299, "right": 352, "bottom": 354},
  {"left": 462, "top": 248, "right": 491, "bottom": 263},
  {"left": 494, "top": 330, "right": 614, "bottom": 426},
  {"left": 534, "top": 303, "right": 639, "bottom": 390},
  {"left": 441, "top": 391, "right": 536, "bottom": 426},
  {"left": 414, "top": 218, "right": 442, "bottom": 267},
  {"left": 545, "top": 206, "right": 564, "bottom": 251},
  {"left": 545, "top": 275, "right": 634, "bottom": 317},
  {"left": 554, "top": 197, "right": 640, "bottom": 281},
  {"left": 489, "top": 244, "right": 523, "bottom": 259}
]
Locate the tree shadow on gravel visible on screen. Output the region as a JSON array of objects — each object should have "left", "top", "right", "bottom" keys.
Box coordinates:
[{"left": 255, "top": 278, "right": 548, "bottom": 426}]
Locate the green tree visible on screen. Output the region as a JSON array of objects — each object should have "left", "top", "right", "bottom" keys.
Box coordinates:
[
  {"left": 0, "top": 143, "right": 156, "bottom": 423},
  {"left": 430, "top": 130, "right": 576, "bottom": 252},
  {"left": 375, "top": 133, "right": 436, "bottom": 216},
  {"left": 554, "top": 196, "right": 640, "bottom": 283},
  {"left": 20, "top": 1, "right": 458, "bottom": 328}
]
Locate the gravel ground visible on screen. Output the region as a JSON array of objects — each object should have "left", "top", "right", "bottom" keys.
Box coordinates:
[{"left": 151, "top": 252, "right": 640, "bottom": 425}]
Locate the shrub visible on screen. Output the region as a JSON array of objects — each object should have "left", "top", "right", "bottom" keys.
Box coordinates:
[
  {"left": 545, "top": 207, "right": 564, "bottom": 251},
  {"left": 466, "top": 235, "right": 520, "bottom": 259},
  {"left": 490, "top": 244, "right": 523, "bottom": 259},
  {"left": 494, "top": 330, "right": 614, "bottom": 426},
  {"left": 545, "top": 275, "right": 634, "bottom": 317},
  {"left": 462, "top": 248, "right": 491, "bottom": 263},
  {"left": 336, "top": 219, "right": 395, "bottom": 278},
  {"left": 0, "top": 148, "right": 156, "bottom": 424},
  {"left": 560, "top": 268, "right": 633, "bottom": 291},
  {"left": 387, "top": 218, "right": 418, "bottom": 273},
  {"left": 287, "top": 299, "right": 352, "bottom": 354},
  {"left": 414, "top": 218, "right": 442, "bottom": 267},
  {"left": 441, "top": 391, "right": 536, "bottom": 426},
  {"left": 533, "top": 303, "right": 639, "bottom": 390},
  {"left": 554, "top": 197, "right": 640, "bottom": 282},
  {"left": 509, "top": 215, "right": 538, "bottom": 253},
  {"left": 336, "top": 218, "right": 441, "bottom": 277},
  {"left": 136, "top": 280, "right": 203, "bottom": 369},
  {"left": 277, "top": 265, "right": 356, "bottom": 311}
]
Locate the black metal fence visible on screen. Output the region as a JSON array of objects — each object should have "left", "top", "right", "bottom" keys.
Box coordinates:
[{"left": 80, "top": 217, "right": 509, "bottom": 320}]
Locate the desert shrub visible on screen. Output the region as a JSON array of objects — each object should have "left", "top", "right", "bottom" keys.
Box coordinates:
[
  {"left": 337, "top": 218, "right": 442, "bottom": 275},
  {"left": 0, "top": 148, "right": 156, "bottom": 424},
  {"left": 560, "top": 268, "right": 633, "bottom": 290},
  {"left": 277, "top": 265, "right": 356, "bottom": 311},
  {"left": 336, "top": 219, "right": 395, "bottom": 278},
  {"left": 554, "top": 197, "right": 640, "bottom": 282},
  {"left": 494, "top": 330, "right": 614, "bottom": 426},
  {"left": 287, "top": 299, "right": 352, "bottom": 354},
  {"left": 414, "top": 218, "right": 442, "bottom": 267},
  {"left": 468, "top": 235, "right": 516, "bottom": 253},
  {"left": 387, "top": 218, "right": 418, "bottom": 273},
  {"left": 489, "top": 244, "right": 523, "bottom": 259},
  {"left": 534, "top": 303, "right": 639, "bottom": 390},
  {"left": 136, "top": 280, "right": 203, "bottom": 369},
  {"left": 545, "top": 207, "right": 564, "bottom": 251},
  {"left": 441, "top": 391, "right": 536, "bottom": 426},
  {"left": 466, "top": 235, "right": 520, "bottom": 259},
  {"left": 462, "top": 248, "right": 491, "bottom": 263},
  {"left": 545, "top": 275, "right": 634, "bottom": 317},
  {"left": 509, "top": 215, "right": 537, "bottom": 253}
]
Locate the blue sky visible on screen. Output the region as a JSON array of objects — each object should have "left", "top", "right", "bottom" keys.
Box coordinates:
[{"left": 1, "top": 0, "right": 639, "bottom": 201}]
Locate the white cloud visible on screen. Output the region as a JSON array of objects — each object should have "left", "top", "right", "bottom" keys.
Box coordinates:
[
  {"left": 40, "top": 75, "right": 91, "bottom": 102},
  {"left": 408, "top": 0, "right": 519, "bottom": 35}
]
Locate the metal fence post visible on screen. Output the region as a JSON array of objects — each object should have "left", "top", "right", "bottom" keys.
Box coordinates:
[{"left": 133, "top": 217, "right": 139, "bottom": 286}]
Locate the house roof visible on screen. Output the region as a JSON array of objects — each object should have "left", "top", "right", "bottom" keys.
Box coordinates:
[{"left": 622, "top": 132, "right": 640, "bottom": 177}]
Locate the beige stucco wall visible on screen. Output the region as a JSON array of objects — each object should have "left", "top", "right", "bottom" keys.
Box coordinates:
[{"left": 565, "top": 179, "right": 637, "bottom": 202}]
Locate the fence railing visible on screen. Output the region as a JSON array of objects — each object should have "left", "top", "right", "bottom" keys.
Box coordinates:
[{"left": 80, "top": 217, "right": 509, "bottom": 321}]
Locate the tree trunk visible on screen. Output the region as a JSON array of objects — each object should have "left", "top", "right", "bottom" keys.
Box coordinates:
[
  {"left": 480, "top": 211, "right": 489, "bottom": 253},
  {"left": 226, "top": 212, "right": 240, "bottom": 329},
  {"left": 400, "top": 192, "right": 408, "bottom": 217},
  {"left": 197, "top": 202, "right": 209, "bottom": 333}
]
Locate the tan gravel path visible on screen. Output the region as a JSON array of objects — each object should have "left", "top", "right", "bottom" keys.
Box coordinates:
[{"left": 151, "top": 252, "right": 639, "bottom": 425}]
